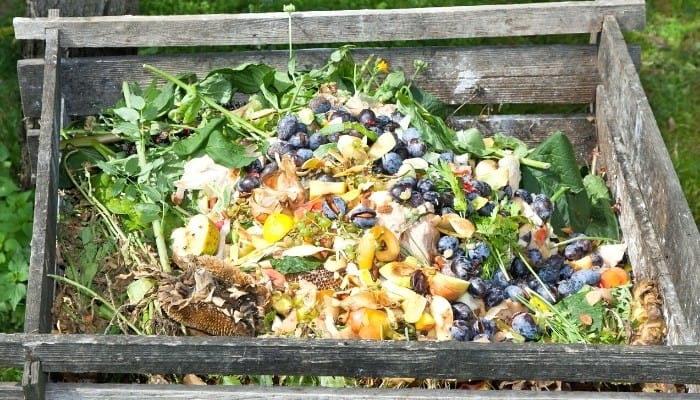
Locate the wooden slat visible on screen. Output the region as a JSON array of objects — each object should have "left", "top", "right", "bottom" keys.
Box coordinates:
[
  {"left": 17, "top": 45, "right": 603, "bottom": 120},
  {"left": 25, "top": 25, "right": 60, "bottom": 335},
  {"left": 2, "top": 334, "right": 700, "bottom": 384},
  {"left": 26, "top": 129, "right": 39, "bottom": 183},
  {"left": 450, "top": 114, "right": 596, "bottom": 164},
  {"left": 12, "top": 1, "right": 645, "bottom": 47},
  {"left": 598, "top": 16, "right": 700, "bottom": 344},
  {"left": 596, "top": 85, "right": 691, "bottom": 346},
  {"left": 0, "top": 383, "right": 23, "bottom": 400},
  {"left": 43, "top": 383, "right": 700, "bottom": 400}
]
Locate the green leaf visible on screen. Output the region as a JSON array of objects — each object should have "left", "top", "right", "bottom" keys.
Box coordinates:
[
  {"left": 134, "top": 203, "right": 161, "bottom": 225},
  {"left": 583, "top": 174, "right": 620, "bottom": 240},
  {"left": 199, "top": 73, "right": 232, "bottom": 104},
  {"left": 172, "top": 119, "right": 223, "bottom": 157},
  {"left": 454, "top": 128, "right": 490, "bottom": 157},
  {"left": 127, "top": 278, "right": 155, "bottom": 304},
  {"left": 220, "top": 375, "right": 243, "bottom": 386},
  {"left": 556, "top": 286, "right": 604, "bottom": 333},
  {"left": 211, "top": 64, "right": 276, "bottom": 94},
  {"left": 113, "top": 121, "right": 141, "bottom": 137},
  {"left": 409, "top": 86, "right": 450, "bottom": 119},
  {"left": 205, "top": 129, "right": 258, "bottom": 169},
  {"left": 0, "top": 176, "right": 19, "bottom": 197},
  {"left": 113, "top": 107, "right": 140, "bottom": 122},
  {"left": 129, "top": 95, "right": 146, "bottom": 111},
  {"left": 318, "top": 376, "right": 349, "bottom": 388},
  {"left": 493, "top": 134, "right": 529, "bottom": 158},
  {"left": 269, "top": 256, "right": 322, "bottom": 275},
  {"left": 180, "top": 94, "right": 203, "bottom": 125},
  {"left": 395, "top": 87, "right": 454, "bottom": 152},
  {"left": 8, "top": 282, "right": 26, "bottom": 310},
  {"left": 123, "top": 156, "right": 141, "bottom": 175},
  {"left": 375, "top": 70, "right": 406, "bottom": 102},
  {"left": 521, "top": 132, "right": 590, "bottom": 233},
  {"left": 142, "top": 81, "right": 174, "bottom": 120}
]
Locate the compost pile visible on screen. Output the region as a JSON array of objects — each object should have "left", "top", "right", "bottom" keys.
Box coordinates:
[{"left": 55, "top": 46, "right": 668, "bottom": 388}]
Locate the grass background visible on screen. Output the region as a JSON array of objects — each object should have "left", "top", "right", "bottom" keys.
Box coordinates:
[{"left": 0, "top": 0, "right": 698, "bottom": 339}]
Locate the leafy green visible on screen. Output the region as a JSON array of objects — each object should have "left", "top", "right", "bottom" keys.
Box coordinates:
[
  {"left": 396, "top": 87, "right": 454, "bottom": 152},
  {"left": 556, "top": 287, "right": 604, "bottom": 334},
  {"left": 583, "top": 174, "right": 620, "bottom": 240},
  {"left": 172, "top": 117, "right": 223, "bottom": 157},
  {"left": 428, "top": 160, "right": 467, "bottom": 213},
  {"left": 454, "top": 128, "right": 489, "bottom": 157},
  {"left": 521, "top": 132, "right": 591, "bottom": 233},
  {"left": 270, "top": 256, "right": 322, "bottom": 275}
]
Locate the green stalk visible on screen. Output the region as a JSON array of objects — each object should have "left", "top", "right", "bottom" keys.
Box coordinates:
[
  {"left": 49, "top": 274, "right": 144, "bottom": 335},
  {"left": 142, "top": 64, "right": 267, "bottom": 140},
  {"left": 492, "top": 149, "right": 551, "bottom": 169},
  {"left": 123, "top": 82, "right": 171, "bottom": 273},
  {"left": 553, "top": 235, "right": 619, "bottom": 247},
  {"left": 550, "top": 185, "right": 570, "bottom": 202}
]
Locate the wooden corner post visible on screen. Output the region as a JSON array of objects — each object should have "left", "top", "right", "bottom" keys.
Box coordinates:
[{"left": 23, "top": 8, "right": 62, "bottom": 400}]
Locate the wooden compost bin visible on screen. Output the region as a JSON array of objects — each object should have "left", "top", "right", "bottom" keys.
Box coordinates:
[{"left": 3, "top": 1, "right": 700, "bottom": 398}]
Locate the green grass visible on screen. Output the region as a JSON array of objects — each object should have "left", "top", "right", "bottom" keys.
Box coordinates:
[{"left": 627, "top": 0, "right": 700, "bottom": 226}]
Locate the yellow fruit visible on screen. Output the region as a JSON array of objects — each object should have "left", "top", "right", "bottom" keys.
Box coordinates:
[
  {"left": 428, "top": 272, "right": 469, "bottom": 302},
  {"left": 262, "top": 212, "right": 294, "bottom": 243},
  {"left": 414, "top": 312, "right": 436, "bottom": 332},
  {"left": 186, "top": 214, "right": 220, "bottom": 255}
]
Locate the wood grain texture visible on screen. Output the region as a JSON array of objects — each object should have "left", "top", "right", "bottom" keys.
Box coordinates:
[
  {"left": 450, "top": 114, "right": 596, "bottom": 164},
  {"left": 25, "top": 26, "right": 60, "bottom": 336},
  {"left": 0, "top": 383, "right": 23, "bottom": 400},
  {"left": 598, "top": 16, "right": 700, "bottom": 344},
  {"left": 1, "top": 333, "right": 700, "bottom": 384},
  {"left": 596, "top": 85, "right": 691, "bottom": 347},
  {"left": 13, "top": 1, "right": 645, "bottom": 47},
  {"left": 42, "top": 383, "right": 700, "bottom": 400},
  {"left": 18, "top": 45, "right": 605, "bottom": 119}
]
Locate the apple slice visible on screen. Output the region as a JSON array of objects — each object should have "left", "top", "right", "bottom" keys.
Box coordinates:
[{"left": 186, "top": 214, "right": 220, "bottom": 255}]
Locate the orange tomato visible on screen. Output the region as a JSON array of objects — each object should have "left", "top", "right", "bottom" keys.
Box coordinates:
[{"left": 600, "top": 266, "right": 630, "bottom": 288}]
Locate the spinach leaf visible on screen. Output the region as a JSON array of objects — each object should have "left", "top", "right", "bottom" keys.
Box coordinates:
[
  {"left": 198, "top": 73, "right": 232, "bottom": 104},
  {"left": 454, "top": 128, "right": 490, "bottom": 157},
  {"left": 583, "top": 174, "right": 620, "bottom": 240},
  {"left": 396, "top": 87, "right": 454, "bottom": 152},
  {"left": 205, "top": 127, "right": 259, "bottom": 169},
  {"left": 521, "top": 132, "right": 590, "bottom": 233},
  {"left": 270, "top": 256, "right": 322, "bottom": 275},
  {"left": 172, "top": 117, "right": 224, "bottom": 157}
]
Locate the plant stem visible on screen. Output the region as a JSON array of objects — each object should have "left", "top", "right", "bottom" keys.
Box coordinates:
[
  {"left": 123, "top": 82, "right": 171, "bottom": 273},
  {"left": 49, "top": 274, "right": 144, "bottom": 335},
  {"left": 550, "top": 185, "right": 569, "bottom": 202},
  {"left": 492, "top": 149, "right": 550, "bottom": 169},
  {"left": 143, "top": 64, "right": 268, "bottom": 140}
]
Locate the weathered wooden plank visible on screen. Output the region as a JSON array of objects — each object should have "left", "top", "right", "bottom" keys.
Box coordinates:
[
  {"left": 0, "top": 334, "right": 698, "bottom": 384},
  {"left": 598, "top": 16, "right": 700, "bottom": 343},
  {"left": 596, "top": 85, "right": 691, "bottom": 346},
  {"left": 43, "top": 383, "right": 700, "bottom": 400},
  {"left": 22, "top": 361, "right": 46, "bottom": 400},
  {"left": 450, "top": 114, "right": 596, "bottom": 164},
  {"left": 25, "top": 25, "right": 60, "bottom": 335},
  {"left": 26, "top": 129, "right": 39, "bottom": 183},
  {"left": 0, "top": 383, "right": 23, "bottom": 400},
  {"left": 18, "top": 45, "right": 603, "bottom": 119},
  {"left": 12, "top": 1, "right": 645, "bottom": 47}
]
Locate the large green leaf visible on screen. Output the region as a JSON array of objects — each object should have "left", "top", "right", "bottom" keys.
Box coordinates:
[
  {"left": 205, "top": 128, "right": 258, "bottom": 169},
  {"left": 583, "top": 174, "right": 620, "bottom": 240},
  {"left": 521, "top": 132, "right": 590, "bottom": 233},
  {"left": 172, "top": 117, "right": 225, "bottom": 157}
]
